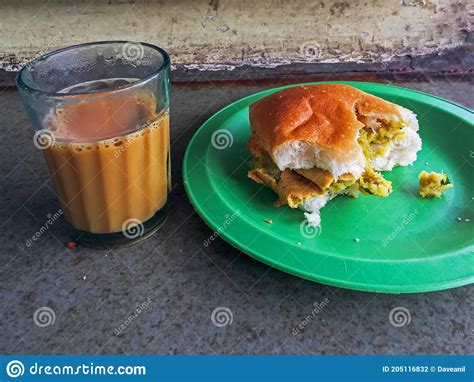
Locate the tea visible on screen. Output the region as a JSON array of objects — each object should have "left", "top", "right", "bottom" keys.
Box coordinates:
[{"left": 42, "top": 82, "right": 170, "bottom": 234}]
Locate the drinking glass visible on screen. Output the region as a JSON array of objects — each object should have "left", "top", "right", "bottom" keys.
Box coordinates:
[{"left": 16, "top": 41, "right": 171, "bottom": 248}]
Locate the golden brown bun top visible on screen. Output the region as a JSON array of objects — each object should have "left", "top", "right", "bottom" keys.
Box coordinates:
[{"left": 249, "top": 84, "right": 403, "bottom": 162}]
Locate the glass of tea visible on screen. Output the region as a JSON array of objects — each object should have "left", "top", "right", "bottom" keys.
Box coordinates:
[{"left": 16, "top": 41, "right": 171, "bottom": 248}]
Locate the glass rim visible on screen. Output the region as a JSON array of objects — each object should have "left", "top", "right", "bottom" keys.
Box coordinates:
[{"left": 16, "top": 40, "right": 170, "bottom": 98}]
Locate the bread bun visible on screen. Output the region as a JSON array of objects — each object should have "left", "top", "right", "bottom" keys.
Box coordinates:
[{"left": 249, "top": 84, "right": 419, "bottom": 178}]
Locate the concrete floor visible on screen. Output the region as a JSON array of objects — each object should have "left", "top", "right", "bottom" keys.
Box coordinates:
[
  {"left": 1, "top": 1, "right": 470, "bottom": 73},
  {"left": 0, "top": 77, "right": 472, "bottom": 355}
]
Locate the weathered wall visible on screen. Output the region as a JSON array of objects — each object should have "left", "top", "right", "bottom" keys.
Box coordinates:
[{"left": 0, "top": 0, "right": 471, "bottom": 76}]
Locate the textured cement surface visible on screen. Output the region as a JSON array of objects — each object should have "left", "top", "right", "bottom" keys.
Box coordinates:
[
  {"left": 0, "top": 78, "right": 472, "bottom": 355},
  {"left": 1, "top": 0, "right": 470, "bottom": 72}
]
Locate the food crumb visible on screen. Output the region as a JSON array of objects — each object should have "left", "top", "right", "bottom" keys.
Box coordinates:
[
  {"left": 457, "top": 217, "right": 462, "bottom": 221},
  {"left": 82, "top": 275, "right": 86, "bottom": 280},
  {"left": 465, "top": 218, "right": 470, "bottom": 222},
  {"left": 418, "top": 171, "right": 453, "bottom": 198},
  {"left": 66, "top": 241, "right": 77, "bottom": 248},
  {"left": 354, "top": 237, "right": 360, "bottom": 242},
  {"left": 297, "top": 242, "right": 301, "bottom": 246},
  {"left": 263, "top": 219, "right": 273, "bottom": 224}
]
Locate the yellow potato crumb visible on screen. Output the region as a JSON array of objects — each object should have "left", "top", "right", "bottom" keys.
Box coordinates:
[
  {"left": 418, "top": 171, "right": 453, "bottom": 198},
  {"left": 358, "top": 167, "right": 392, "bottom": 197}
]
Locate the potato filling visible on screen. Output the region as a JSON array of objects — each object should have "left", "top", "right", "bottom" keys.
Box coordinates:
[
  {"left": 358, "top": 120, "right": 407, "bottom": 160},
  {"left": 353, "top": 119, "right": 407, "bottom": 197},
  {"left": 248, "top": 121, "right": 409, "bottom": 207},
  {"left": 418, "top": 171, "right": 453, "bottom": 198},
  {"left": 358, "top": 167, "right": 392, "bottom": 197}
]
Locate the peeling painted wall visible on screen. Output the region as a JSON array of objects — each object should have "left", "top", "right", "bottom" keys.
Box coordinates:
[{"left": 0, "top": 0, "right": 471, "bottom": 73}]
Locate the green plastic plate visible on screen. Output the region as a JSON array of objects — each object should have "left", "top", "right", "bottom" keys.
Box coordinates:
[{"left": 183, "top": 81, "right": 473, "bottom": 293}]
